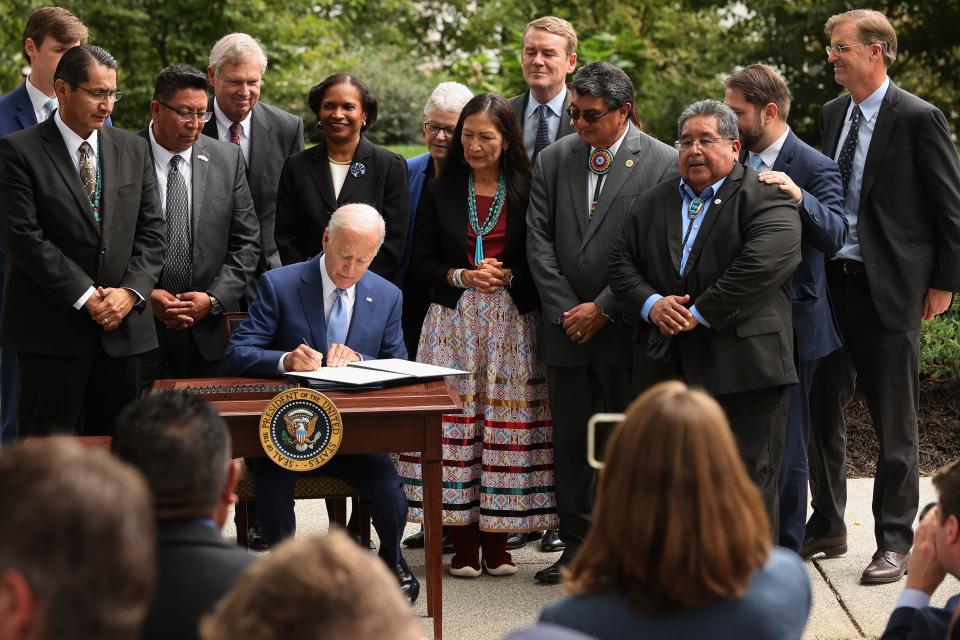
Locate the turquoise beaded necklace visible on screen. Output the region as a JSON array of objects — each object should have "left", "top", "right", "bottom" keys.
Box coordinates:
[{"left": 467, "top": 172, "right": 506, "bottom": 264}]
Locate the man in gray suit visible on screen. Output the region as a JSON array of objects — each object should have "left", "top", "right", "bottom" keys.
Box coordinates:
[
  {"left": 202, "top": 33, "right": 302, "bottom": 281},
  {"left": 526, "top": 62, "right": 678, "bottom": 583},
  {"left": 509, "top": 16, "right": 578, "bottom": 161},
  {"left": 140, "top": 64, "right": 260, "bottom": 390}
]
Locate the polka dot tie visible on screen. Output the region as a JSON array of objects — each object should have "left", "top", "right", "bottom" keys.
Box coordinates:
[
  {"left": 532, "top": 104, "right": 551, "bottom": 160},
  {"left": 837, "top": 104, "right": 862, "bottom": 195},
  {"left": 160, "top": 155, "right": 192, "bottom": 294}
]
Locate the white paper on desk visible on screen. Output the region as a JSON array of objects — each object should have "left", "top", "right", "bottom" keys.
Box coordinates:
[
  {"left": 349, "top": 358, "right": 467, "bottom": 377},
  {"left": 284, "top": 366, "right": 410, "bottom": 385}
]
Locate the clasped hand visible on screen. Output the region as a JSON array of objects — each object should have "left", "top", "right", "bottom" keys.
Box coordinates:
[
  {"left": 150, "top": 289, "right": 212, "bottom": 330},
  {"left": 462, "top": 258, "right": 511, "bottom": 293},
  {"left": 86, "top": 287, "right": 136, "bottom": 332},
  {"left": 561, "top": 302, "right": 608, "bottom": 344},
  {"left": 650, "top": 294, "right": 700, "bottom": 336}
]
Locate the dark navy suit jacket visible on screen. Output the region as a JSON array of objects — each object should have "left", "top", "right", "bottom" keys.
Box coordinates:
[
  {"left": 222, "top": 254, "right": 406, "bottom": 377},
  {"left": 0, "top": 84, "right": 36, "bottom": 136},
  {"left": 769, "top": 130, "right": 848, "bottom": 362},
  {"left": 398, "top": 152, "right": 431, "bottom": 283},
  {"left": 883, "top": 593, "right": 960, "bottom": 639}
]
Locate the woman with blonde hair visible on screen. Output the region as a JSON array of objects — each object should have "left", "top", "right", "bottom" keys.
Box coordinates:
[{"left": 539, "top": 380, "right": 810, "bottom": 639}]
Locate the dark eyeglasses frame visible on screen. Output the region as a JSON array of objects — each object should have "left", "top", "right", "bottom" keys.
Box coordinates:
[
  {"left": 158, "top": 101, "right": 214, "bottom": 123},
  {"left": 566, "top": 105, "right": 615, "bottom": 124},
  {"left": 73, "top": 84, "right": 123, "bottom": 103}
]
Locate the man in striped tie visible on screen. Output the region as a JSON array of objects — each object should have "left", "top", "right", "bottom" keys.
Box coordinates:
[{"left": 0, "top": 7, "right": 90, "bottom": 445}]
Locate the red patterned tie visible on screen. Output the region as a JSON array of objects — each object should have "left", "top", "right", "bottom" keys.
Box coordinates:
[{"left": 229, "top": 122, "right": 242, "bottom": 145}]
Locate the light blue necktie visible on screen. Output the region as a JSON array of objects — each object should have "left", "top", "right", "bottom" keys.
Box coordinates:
[
  {"left": 327, "top": 288, "right": 349, "bottom": 346},
  {"left": 42, "top": 98, "right": 58, "bottom": 121},
  {"left": 749, "top": 154, "right": 763, "bottom": 171}
]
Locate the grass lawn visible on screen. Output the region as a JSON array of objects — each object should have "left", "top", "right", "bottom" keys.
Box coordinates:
[{"left": 385, "top": 144, "right": 427, "bottom": 159}]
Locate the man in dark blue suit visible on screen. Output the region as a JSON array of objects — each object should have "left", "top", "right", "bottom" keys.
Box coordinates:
[
  {"left": 725, "top": 64, "right": 847, "bottom": 552},
  {"left": 0, "top": 7, "right": 89, "bottom": 443},
  {"left": 883, "top": 458, "right": 960, "bottom": 639},
  {"left": 222, "top": 202, "right": 418, "bottom": 602}
]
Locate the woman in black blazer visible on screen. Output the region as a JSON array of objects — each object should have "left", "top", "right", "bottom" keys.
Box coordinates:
[
  {"left": 397, "top": 94, "right": 557, "bottom": 578},
  {"left": 274, "top": 74, "right": 409, "bottom": 282}
]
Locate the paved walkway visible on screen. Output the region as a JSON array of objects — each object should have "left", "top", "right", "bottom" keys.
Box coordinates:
[{"left": 224, "top": 476, "right": 958, "bottom": 639}]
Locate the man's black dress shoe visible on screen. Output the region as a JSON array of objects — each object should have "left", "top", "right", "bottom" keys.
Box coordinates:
[
  {"left": 539, "top": 529, "right": 565, "bottom": 552},
  {"left": 393, "top": 556, "right": 420, "bottom": 603},
  {"left": 506, "top": 532, "right": 527, "bottom": 550},
  {"left": 533, "top": 556, "right": 569, "bottom": 584},
  {"left": 861, "top": 550, "right": 909, "bottom": 584},
  {"left": 799, "top": 534, "right": 847, "bottom": 561},
  {"left": 401, "top": 528, "right": 454, "bottom": 554},
  {"left": 247, "top": 524, "right": 270, "bottom": 551}
]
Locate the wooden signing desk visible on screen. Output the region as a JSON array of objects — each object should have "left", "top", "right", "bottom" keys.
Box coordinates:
[{"left": 152, "top": 377, "right": 461, "bottom": 639}]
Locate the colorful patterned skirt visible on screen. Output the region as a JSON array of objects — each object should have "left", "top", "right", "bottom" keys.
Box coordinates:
[{"left": 396, "top": 287, "right": 558, "bottom": 532}]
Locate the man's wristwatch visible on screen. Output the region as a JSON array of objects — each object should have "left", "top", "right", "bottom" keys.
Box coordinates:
[{"left": 208, "top": 295, "right": 224, "bottom": 316}]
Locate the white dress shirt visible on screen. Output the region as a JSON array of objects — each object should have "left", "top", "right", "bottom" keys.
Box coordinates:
[
  {"left": 147, "top": 123, "right": 193, "bottom": 215},
  {"left": 586, "top": 126, "right": 629, "bottom": 214},
  {"left": 54, "top": 111, "right": 101, "bottom": 310},
  {"left": 24, "top": 77, "right": 56, "bottom": 123},
  {"left": 213, "top": 99, "right": 252, "bottom": 165}
]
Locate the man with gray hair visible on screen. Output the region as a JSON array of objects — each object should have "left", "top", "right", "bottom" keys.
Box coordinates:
[
  {"left": 526, "top": 61, "right": 677, "bottom": 582},
  {"left": 609, "top": 99, "right": 802, "bottom": 531},
  {"left": 203, "top": 32, "right": 303, "bottom": 285},
  {"left": 222, "top": 203, "right": 418, "bottom": 602}
]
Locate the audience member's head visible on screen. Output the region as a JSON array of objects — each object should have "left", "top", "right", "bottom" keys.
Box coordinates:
[
  {"left": 201, "top": 530, "right": 422, "bottom": 640},
  {"left": 929, "top": 458, "right": 960, "bottom": 575},
  {"left": 0, "top": 438, "right": 154, "bottom": 640},
  {"left": 565, "top": 380, "right": 770, "bottom": 613},
  {"left": 114, "top": 391, "right": 240, "bottom": 528}
]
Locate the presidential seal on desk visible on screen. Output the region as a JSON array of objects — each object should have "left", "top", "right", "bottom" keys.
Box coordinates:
[{"left": 259, "top": 388, "right": 343, "bottom": 471}]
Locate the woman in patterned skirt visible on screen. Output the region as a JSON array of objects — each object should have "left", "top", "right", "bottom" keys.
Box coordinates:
[{"left": 397, "top": 93, "right": 557, "bottom": 576}]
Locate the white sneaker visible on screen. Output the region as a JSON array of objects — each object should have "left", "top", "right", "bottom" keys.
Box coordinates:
[{"left": 483, "top": 557, "right": 519, "bottom": 576}]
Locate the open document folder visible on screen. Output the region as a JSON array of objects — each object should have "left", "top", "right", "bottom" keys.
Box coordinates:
[{"left": 284, "top": 358, "right": 467, "bottom": 389}]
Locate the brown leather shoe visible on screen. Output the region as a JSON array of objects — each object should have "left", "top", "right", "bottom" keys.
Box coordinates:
[
  {"left": 861, "top": 550, "right": 909, "bottom": 584},
  {"left": 799, "top": 535, "right": 847, "bottom": 561}
]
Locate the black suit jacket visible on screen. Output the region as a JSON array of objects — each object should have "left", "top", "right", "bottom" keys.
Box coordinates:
[
  {"left": 202, "top": 99, "right": 304, "bottom": 274},
  {"left": 821, "top": 80, "right": 960, "bottom": 332},
  {"left": 141, "top": 519, "right": 256, "bottom": 640},
  {"left": 409, "top": 166, "right": 539, "bottom": 314},
  {"left": 882, "top": 593, "right": 960, "bottom": 640},
  {"left": 139, "top": 129, "right": 261, "bottom": 361},
  {"left": 608, "top": 164, "right": 801, "bottom": 396},
  {"left": 0, "top": 118, "right": 166, "bottom": 357},
  {"left": 274, "top": 136, "right": 409, "bottom": 283}
]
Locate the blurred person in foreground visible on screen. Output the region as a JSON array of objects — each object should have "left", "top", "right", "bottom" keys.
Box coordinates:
[
  {"left": 397, "top": 93, "right": 556, "bottom": 577},
  {"left": 0, "top": 438, "right": 154, "bottom": 640},
  {"left": 201, "top": 530, "right": 423, "bottom": 640},
  {"left": 114, "top": 391, "right": 255, "bottom": 640},
  {"left": 539, "top": 381, "right": 810, "bottom": 640},
  {"left": 882, "top": 458, "right": 960, "bottom": 639}
]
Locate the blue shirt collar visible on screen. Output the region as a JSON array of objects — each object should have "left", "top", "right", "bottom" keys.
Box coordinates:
[
  {"left": 853, "top": 76, "right": 889, "bottom": 124},
  {"left": 525, "top": 87, "right": 567, "bottom": 120},
  {"left": 679, "top": 176, "right": 726, "bottom": 201}
]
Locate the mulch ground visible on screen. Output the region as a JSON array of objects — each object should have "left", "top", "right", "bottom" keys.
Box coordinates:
[{"left": 846, "top": 378, "right": 960, "bottom": 478}]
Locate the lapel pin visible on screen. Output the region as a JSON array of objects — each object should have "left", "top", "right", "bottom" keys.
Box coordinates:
[
  {"left": 350, "top": 161, "right": 366, "bottom": 178},
  {"left": 365, "top": 296, "right": 373, "bottom": 303},
  {"left": 625, "top": 159, "right": 634, "bottom": 168},
  {"left": 196, "top": 154, "right": 208, "bottom": 162},
  {"left": 714, "top": 198, "right": 722, "bottom": 205}
]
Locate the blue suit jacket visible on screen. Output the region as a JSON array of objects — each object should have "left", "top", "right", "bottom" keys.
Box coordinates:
[
  {"left": 0, "top": 84, "right": 37, "bottom": 137},
  {"left": 770, "top": 129, "right": 848, "bottom": 363},
  {"left": 398, "top": 152, "right": 431, "bottom": 283},
  {"left": 883, "top": 593, "right": 960, "bottom": 639},
  {"left": 222, "top": 254, "right": 406, "bottom": 377}
]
